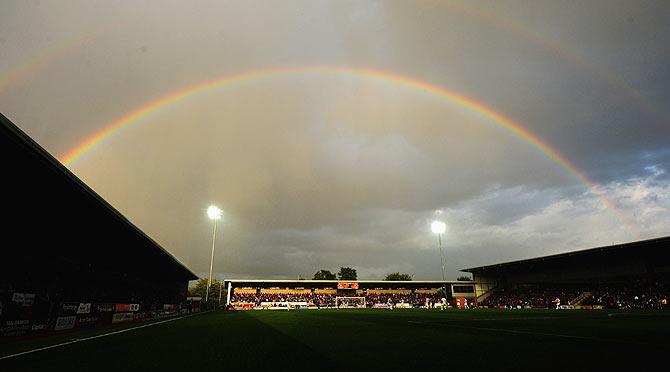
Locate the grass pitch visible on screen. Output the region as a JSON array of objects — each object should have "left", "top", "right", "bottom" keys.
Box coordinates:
[{"left": 2, "top": 309, "right": 669, "bottom": 371}]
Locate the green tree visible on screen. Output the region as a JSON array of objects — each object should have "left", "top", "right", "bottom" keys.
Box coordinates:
[
  {"left": 337, "top": 267, "right": 357, "bottom": 280},
  {"left": 313, "top": 269, "right": 336, "bottom": 280},
  {"left": 457, "top": 276, "right": 472, "bottom": 281},
  {"left": 384, "top": 272, "right": 413, "bottom": 281},
  {"left": 188, "top": 278, "right": 224, "bottom": 300}
]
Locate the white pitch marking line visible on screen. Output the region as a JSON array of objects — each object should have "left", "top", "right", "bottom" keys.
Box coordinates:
[
  {"left": 606, "top": 312, "right": 667, "bottom": 318},
  {"left": 463, "top": 316, "right": 568, "bottom": 321},
  {"left": 406, "top": 320, "right": 661, "bottom": 346},
  {"left": 0, "top": 312, "right": 203, "bottom": 361}
]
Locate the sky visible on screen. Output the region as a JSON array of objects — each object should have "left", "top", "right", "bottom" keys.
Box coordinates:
[{"left": 1, "top": 0, "right": 669, "bottom": 281}]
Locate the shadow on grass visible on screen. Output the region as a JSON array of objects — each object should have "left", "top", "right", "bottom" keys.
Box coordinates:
[
  {"left": 1, "top": 311, "right": 339, "bottom": 372},
  {"left": 298, "top": 309, "right": 670, "bottom": 370}
]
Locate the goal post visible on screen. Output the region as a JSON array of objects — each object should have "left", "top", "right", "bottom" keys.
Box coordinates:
[{"left": 335, "top": 296, "right": 366, "bottom": 308}]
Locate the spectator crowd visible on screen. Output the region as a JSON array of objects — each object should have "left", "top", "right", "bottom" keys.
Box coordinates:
[
  {"left": 230, "top": 292, "right": 444, "bottom": 308},
  {"left": 230, "top": 281, "right": 669, "bottom": 310},
  {"left": 580, "top": 281, "right": 669, "bottom": 309},
  {"left": 483, "top": 281, "right": 669, "bottom": 309},
  {"left": 484, "top": 288, "right": 580, "bottom": 309}
]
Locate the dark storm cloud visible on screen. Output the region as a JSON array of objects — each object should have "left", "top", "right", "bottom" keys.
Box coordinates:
[{"left": 1, "top": 0, "right": 669, "bottom": 280}]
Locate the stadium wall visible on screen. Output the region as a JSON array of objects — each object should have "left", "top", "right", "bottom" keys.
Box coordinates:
[{"left": 0, "top": 113, "right": 197, "bottom": 337}]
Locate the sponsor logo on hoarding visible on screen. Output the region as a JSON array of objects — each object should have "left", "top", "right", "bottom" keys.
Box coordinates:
[
  {"left": 31, "top": 323, "right": 47, "bottom": 331},
  {"left": 1, "top": 319, "right": 31, "bottom": 336},
  {"left": 153, "top": 310, "right": 178, "bottom": 318},
  {"left": 54, "top": 316, "right": 76, "bottom": 331},
  {"left": 3, "top": 319, "right": 29, "bottom": 326},
  {"left": 129, "top": 304, "right": 140, "bottom": 312},
  {"left": 111, "top": 312, "right": 134, "bottom": 324},
  {"left": 77, "top": 316, "right": 99, "bottom": 325},
  {"left": 96, "top": 303, "right": 114, "bottom": 312},
  {"left": 115, "top": 304, "right": 131, "bottom": 312},
  {"left": 77, "top": 303, "right": 92, "bottom": 314},
  {"left": 11, "top": 293, "right": 36, "bottom": 307},
  {"left": 62, "top": 303, "right": 78, "bottom": 311},
  {"left": 60, "top": 303, "right": 79, "bottom": 315}
]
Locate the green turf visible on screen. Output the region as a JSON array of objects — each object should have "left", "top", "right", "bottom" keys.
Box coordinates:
[{"left": 2, "top": 309, "right": 669, "bottom": 371}]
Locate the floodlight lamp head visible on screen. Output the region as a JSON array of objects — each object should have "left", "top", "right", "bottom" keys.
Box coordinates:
[
  {"left": 207, "top": 205, "right": 222, "bottom": 220},
  {"left": 431, "top": 220, "right": 446, "bottom": 234}
]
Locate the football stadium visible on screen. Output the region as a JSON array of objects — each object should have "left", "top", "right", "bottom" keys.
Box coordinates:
[
  {"left": 1, "top": 113, "right": 669, "bottom": 369},
  {"left": 2, "top": 2, "right": 670, "bottom": 371}
]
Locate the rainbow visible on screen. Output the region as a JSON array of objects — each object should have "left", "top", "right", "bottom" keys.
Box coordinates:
[
  {"left": 0, "top": 23, "right": 113, "bottom": 96},
  {"left": 59, "top": 66, "right": 637, "bottom": 234}
]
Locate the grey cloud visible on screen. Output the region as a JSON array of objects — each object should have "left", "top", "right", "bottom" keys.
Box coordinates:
[{"left": 1, "top": 1, "right": 668, "bottom": 280}]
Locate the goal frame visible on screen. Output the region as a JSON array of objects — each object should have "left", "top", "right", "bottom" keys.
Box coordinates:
[{"left": 335, "top": 296, "right": 366, "bottom": 309}]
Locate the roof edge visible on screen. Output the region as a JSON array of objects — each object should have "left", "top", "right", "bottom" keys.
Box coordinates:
[
  {"left": 1, "top": 112, "right": 197, "bottom": 280},
  {"left": 224, "top": 279, "right": 474, "bottom": 283},
  {"left": 460, "top": 235, "right": 670, "bottom": 273}
]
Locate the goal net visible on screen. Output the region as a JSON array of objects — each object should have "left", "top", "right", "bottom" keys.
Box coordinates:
[{"left": 335, "top": 297, "right": 366, "bottom": 309}]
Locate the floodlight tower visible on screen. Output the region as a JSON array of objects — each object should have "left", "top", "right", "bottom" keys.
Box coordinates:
[
  {"left": 431, "top": 220, "right": 448, "bottom": 299},
  {"left": 206, "top": 205, "right": 222, "bottom": 302}
]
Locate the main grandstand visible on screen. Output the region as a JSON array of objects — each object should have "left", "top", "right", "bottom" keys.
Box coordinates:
[
  {"left": 226, "top": 279, "right": 477, "bottom": 309},
  {"left": 0, "top": 113, "right": 197, "bottom": 337}
]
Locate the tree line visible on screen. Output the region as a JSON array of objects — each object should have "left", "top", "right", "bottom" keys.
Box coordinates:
[
  {"left": 189, "top": 271, "right": 473, "bottom": 296},
  {"left": 313, "top": 268, "right": 413, "bottom": 281},
  {"left": 313, "top": 269, "right": 472, "bottom": 281},
  {"left": 189, "top": 278, "right": 224, "bottom": 299}
]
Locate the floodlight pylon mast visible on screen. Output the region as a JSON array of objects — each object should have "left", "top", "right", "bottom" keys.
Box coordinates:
[
  {"left": 437, "top": 232, "right": 447, "bottom": 299},
  {"left": 431, "top": 220, "right": 448, "bottom": 301},
  {"left": 205, "top": 205, "right": 222, "bottom": 303},
  {"left": 206, "top": 218, "right": 217, "bottom": 302}
]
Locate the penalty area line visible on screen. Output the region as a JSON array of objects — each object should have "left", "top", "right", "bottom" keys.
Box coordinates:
[{"left": 0, "top": 312, "right": 206, "bottom": 361}]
